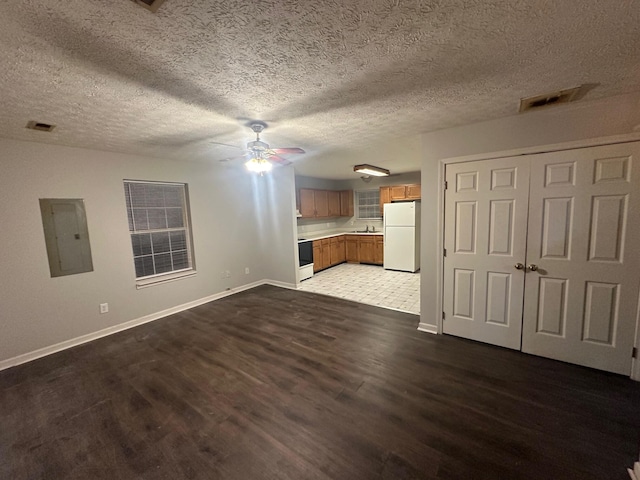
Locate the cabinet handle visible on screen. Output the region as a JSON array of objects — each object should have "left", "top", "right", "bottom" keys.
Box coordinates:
[{"left": 514, "top": 263, "right": 524, "bottom": 270}]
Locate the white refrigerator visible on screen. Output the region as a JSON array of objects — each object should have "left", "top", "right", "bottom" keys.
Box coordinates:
[{"left": 383, "top": 201, "right": 420, "bottom": 272}]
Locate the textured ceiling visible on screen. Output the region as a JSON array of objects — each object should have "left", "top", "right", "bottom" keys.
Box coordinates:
[{"left": 0, "top": 0, "right": 639, "bottom": 178}]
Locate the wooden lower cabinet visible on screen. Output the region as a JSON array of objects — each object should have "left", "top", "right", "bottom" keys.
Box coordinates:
[
  {"left": 313, "top": 235, "right": 346, "bottom": 272},
  {"left": 312, "top": 240, "right": 324, "bottom": 272},
  {"left": 330, "top": 235, "right": 346, "bottom": 264},
  {"left": 346, "top": 236, "right": 359, "bottom": 262},
  {"left": 374, "top": 236, "right": 384, "bottom": 265},
  {"left": 358, "top": 237, "right": 376, "bottom": 264},
  {"left": 345, "top": 234, "right": 384, "bottom": 265}
]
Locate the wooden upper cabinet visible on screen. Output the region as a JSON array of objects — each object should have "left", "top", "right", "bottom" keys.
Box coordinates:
[
  {"left": 379, "top": 186, "right": 391, "bottom": 215},
  {"left": 390, "top": 185, "right": 407, "bottom": 201},
  {"left": 299, "top": 189, "right": 316, "bottom": 217},
  {"left": 340, "top": 190, "right": 354, "bottom": 217},
  {"left": 380, "top": 184, "right": 421, "bottom": 214},
  {"left": 314, "top": 190, "right": 329, "bottom": 217},
  {"left": 406, "top": 184, "right": 421, "bottom": 199},
  {"left": 327, "top": 191, "right": 341, "bottom": 217},
  {"left": 298, "top": 188, "right": 351, "bottom": 218}
]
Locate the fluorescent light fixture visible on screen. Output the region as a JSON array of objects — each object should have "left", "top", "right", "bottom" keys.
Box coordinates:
[
  {"left": 245, "top": 158, "right": 272, "bottom": 174},
  {"left": 353, "top": 164, "right": 390, "bottom": 177}
]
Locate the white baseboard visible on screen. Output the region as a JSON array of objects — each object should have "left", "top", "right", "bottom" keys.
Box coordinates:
[
  {"left": 0, "top": 279, "right": 287, "bottom": 372},
  {"left": 263, "top": 279, "right": 298, "bottom": 290},
  {"left": 417, "top": 322, "right": 439, "bottom": 334}
]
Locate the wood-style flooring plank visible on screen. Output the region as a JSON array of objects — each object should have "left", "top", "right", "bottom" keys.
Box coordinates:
[{"left": 1, "top": 284, "right": 639, "bottom": 479}]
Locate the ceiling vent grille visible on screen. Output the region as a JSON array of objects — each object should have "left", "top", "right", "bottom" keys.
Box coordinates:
[
  {"left": 519, "top": 86, "right": 584, "bottom": 113},
  {"left": 26, "top": 121, "right": 55, "bottom": 132},
  {"left": 133, "top": 0, "right": 166, "bottom": 12}
]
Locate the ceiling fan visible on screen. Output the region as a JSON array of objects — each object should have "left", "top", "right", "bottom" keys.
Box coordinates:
[{"left": 222, "top": 121, "right": 305, "bottom": 173}]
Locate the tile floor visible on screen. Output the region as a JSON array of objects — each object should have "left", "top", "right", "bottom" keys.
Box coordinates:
[{"left": 297, "top": 263, "right": 420, "bottom": 315}]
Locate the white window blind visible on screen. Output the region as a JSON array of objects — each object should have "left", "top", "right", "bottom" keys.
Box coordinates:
[{"left": 124, "top": 180, "right": 194, "bottom": 280}]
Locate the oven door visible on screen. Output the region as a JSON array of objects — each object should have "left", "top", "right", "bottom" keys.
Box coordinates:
[{"left": 298, "top": 240, "right": 313, "bottom": 267}]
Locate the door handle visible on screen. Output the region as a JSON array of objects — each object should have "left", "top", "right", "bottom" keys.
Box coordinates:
[
  {"left": 528, "top": 264, "right": 538, "bottom": 271},
  {"left": 514, "top": 263, "right": 524, "bottom": 270}
]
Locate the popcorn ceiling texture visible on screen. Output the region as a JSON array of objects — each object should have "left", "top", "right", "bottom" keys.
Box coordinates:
[{"left": 0, "top": 0, "right": 639, "bottom": 176}]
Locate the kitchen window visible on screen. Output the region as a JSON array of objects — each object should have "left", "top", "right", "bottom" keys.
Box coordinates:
[
  {"left": 356, "top": 189, "right": 381, "bottom": 219},
  {"left": 124, "top": 180, "right": 195, "bottom": 286}
]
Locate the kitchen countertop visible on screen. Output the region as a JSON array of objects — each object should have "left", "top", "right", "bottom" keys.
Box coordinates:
[{"left": 298, "top": 231, "right": 383, "bottom": 242}]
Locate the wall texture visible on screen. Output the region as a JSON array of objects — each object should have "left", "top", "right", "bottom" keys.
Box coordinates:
[
  {"left": 0, "top": 138, "right": 288, "bottom": 365},
  {"left": 419, "top": 91, "right": 640, "bottom": 329}
]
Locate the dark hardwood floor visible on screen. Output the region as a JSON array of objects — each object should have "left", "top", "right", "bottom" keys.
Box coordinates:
[{"left": 1, "top": 285, "right": 639, "bottom": 479}]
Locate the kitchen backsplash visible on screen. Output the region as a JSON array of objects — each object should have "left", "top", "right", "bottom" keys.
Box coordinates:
[{"left": 297, "top": 217, "right": 384, "bottom": 237}]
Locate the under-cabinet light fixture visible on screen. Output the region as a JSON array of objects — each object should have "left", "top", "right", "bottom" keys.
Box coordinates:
[{"left": 353, "top": 164, "right": 390, "bottom": 177}]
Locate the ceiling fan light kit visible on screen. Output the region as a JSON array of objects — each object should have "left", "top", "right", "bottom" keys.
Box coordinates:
[
  {"left": 354, "top": 164, "right": 390, "bottom": 177},
  {"left": 245, "top": 157, "right": 273, "bottom": 174},
  {"left": 225, "top": 121, "right": 305, "bottom": 173}
]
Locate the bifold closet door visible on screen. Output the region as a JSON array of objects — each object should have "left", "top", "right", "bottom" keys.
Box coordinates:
[
  {"left": 522, "top": 142, "right": 640, "bottom": 375},
  {"left": 443, "top": 157, "right": 530, "bottom": 350}
]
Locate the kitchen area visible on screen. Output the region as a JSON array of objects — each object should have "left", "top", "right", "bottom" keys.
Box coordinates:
[{"left": 295, "top": 172, "right": 421, "bottom": 315}]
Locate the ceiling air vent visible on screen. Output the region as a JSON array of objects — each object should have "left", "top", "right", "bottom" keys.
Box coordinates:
[
  {"left": 519, "top": 86, "right": 584, "bottom": 113},
  {"left": 133, "top": 0, "right": 166, "bottom": 12},
  {"left": 26, "top": 121, "right": 56, "bottom": 132}
]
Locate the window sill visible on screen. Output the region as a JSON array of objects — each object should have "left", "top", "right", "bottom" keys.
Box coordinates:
[{"left": 135, "top": 269, "right": 196, "bottom": 289}]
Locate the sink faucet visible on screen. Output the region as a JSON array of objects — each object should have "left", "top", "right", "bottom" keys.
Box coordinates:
[
  {"left": 371, "top": 226, "right": 376, "bottom": 232},
  {"left": 365, "top": 225, "right": 369, "bottom": 232}
]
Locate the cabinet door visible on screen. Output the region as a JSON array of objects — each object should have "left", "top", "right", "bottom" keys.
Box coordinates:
[
  {"left": 337, "top": 236, "right": 346, "bottom": 263},
  {"left": 329, "top": 238, "right": 340, "bottom": 266},
  {"left": 346, "top": 236, "right": 359, "bottom": 262},
  {"left": 299, "top": 189, "right": 316, "bottom": 217},
  {"left": 321, "top": 238, "right": 331, "bottom": 267},
  {"left": 379, "top": 186, "right": 391, "bottom": 216},
  {"left": 340, "top": 190, "right": 354, "bottom": 217},
  {"left": 327, "top": 191, "right": 341, "bottom": 217},
  {"left": 358, "top": 237, "right": 376, "bottom": 264},
  {"left": 374, "top": 236, "right": 384, "bottom": 265},
  {"left": 406, "top": 184, "right": 421, "bottom": 199},
  {"left": 390, "top": 185, "right": 407, "bottom": 201},
  {"left": 315, "top": 190, "right": 329, "bottom": 217},
  {"left": 312, "top": 241, "right": 323, "bottom": 272}
]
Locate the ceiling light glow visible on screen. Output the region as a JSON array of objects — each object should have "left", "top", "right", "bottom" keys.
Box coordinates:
[
  {"left": 245, "top": 158, "right": 273, "bottom": 174},
  {"left": 353, "top": 164, "right": 390, "bottom": 177}
]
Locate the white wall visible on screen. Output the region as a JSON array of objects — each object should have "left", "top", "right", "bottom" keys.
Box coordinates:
[
  {"left": 420, "top": 91, "right": 640, "bottom": 329},
  {"left": 255, "top": 165, "right": 299, "bottom": 286},
  {"left": 0, "top": 138, "right": 283, "bottom": 364}
]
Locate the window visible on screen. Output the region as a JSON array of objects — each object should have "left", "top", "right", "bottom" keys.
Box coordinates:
[
  {"left": 124, "top": 180, "right": 194, "bottom": 282},
  {"left": 356, "top": 189, "right": 381, "bottom": 219}
]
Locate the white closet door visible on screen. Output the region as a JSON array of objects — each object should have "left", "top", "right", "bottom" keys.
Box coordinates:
[
  {"left": 522, "top": 142, "right": 640, "bottom": 374},
  {"left": 443, "top": 157, "right": 530, "bottom": 350}
]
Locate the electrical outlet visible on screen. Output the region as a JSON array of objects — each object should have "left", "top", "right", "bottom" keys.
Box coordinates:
[
  {"left": 99, "top": 303, "right": 109, "bottom": 314},
  {"left": 225, "top": 270, "right": 231, "bottom": 278},
  {"left": 245, "top": 267, "right": 250, "bottom": 275}
]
